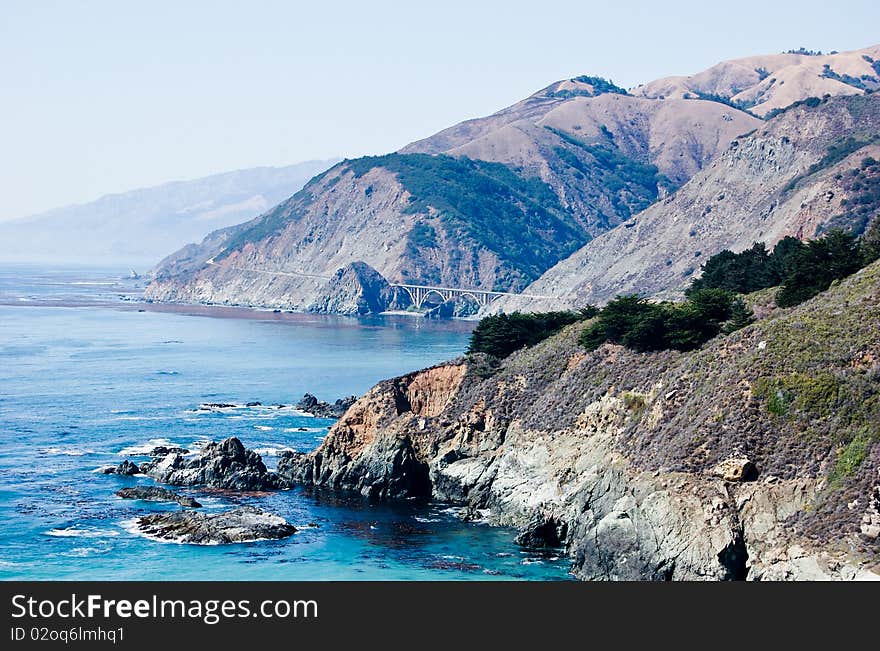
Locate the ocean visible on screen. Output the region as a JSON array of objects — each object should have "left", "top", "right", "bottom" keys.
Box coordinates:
[{"left": 0, "top": 266, "right": 572, "bottom": 580}]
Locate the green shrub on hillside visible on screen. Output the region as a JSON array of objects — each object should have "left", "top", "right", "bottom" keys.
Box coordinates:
[
  {"left": 691, "top": 229, "right": 877, "bottom": 309},
  {"left": 775, "top": 230, "right": 864, "bottom": 307},
  {"left": 467, "top": 311, "right": 590, "bottom": 359},
  {"left": 578, "top": 289, "right": 749, "bottom": 353}
]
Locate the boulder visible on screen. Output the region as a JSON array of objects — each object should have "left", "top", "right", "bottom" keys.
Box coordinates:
[
  {"left": 102, "top": 460, "right": 141, "bottom": 476},
  {"left": 135, "top": 506, "right": 296, "bottom": 544},
  {"left": 140, "top": 437, "right": 280, "bottom": 490},
  {"left": 116, "top": 486, "right": 202, "bottom": 508},
  {"left": 711, "top": 457, "right": 759, "bottom": 482},
  {"left": 148, "top": 445, "right": 189, "bottom": 457}
]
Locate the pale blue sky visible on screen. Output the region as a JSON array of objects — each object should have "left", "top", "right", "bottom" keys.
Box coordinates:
[{"left": 2, "top": 0, "right": 878, "bottom": 220}]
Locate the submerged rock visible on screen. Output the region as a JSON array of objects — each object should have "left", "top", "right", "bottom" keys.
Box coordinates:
[
  {"left": 140, "top": 437, "right": 280, "bottom": 490},
  {"left": 102, "top": 460, "right": 141, "bottom": 476},
  {"left": 116, "top": 486, "right": 202, "bottom": 508},
  {"left": 135, "top": 506, "right": 295, "bottom": 544}
]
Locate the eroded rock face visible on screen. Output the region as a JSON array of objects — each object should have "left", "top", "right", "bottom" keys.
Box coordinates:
[
  {"left": 277, "top": 363, "right": 467, "bottom": 499},
  {"left": 141, "top": 437, "right": 279, "bottom": 491},
  {"left": 116, "top": 486, "right": 202, "bottom": 508},
  {"left": 135, "top": 506, "right": 295, "bottom": 544}
]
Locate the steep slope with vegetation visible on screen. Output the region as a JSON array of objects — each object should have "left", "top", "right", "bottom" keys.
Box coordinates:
[
  {"left": 278, "top": 259, "right": 880, "bottom": 580},
  {"left": 146, "top": 77, "right": 756, "bottom": 310},
  {"left": 492, "top": 93, "right": 880, "bottom": 313}
]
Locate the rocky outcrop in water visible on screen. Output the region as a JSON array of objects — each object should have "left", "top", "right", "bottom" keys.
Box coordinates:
[
  {"left": 135, "top": 506, "right": 296, "bottom": 544},
  {"left": 141, "top": 437, "right": 279, "bottom": 491},
  {"left": 116, "top": 486, "right": 202, "bottom": 508},
  {"left": 148, "top": 445, "right": 190, "bottom": 457},
  {"left": 279, "top": 262, "right": 880, "bottom": 580},
  {"left": 102, "top": 460, "right": 141, "bottom": 476},
  {"left": 295, "top": 393, "right": 357, "bottom": 419}
]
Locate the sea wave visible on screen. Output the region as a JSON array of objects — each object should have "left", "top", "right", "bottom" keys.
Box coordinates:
[
  {"left": 187, "top": 403, "right": 311, "bottom": 417},
  {"left": 45, "top": 527, "right": 120, "bottom": 539},
  {"left": 117, "top": 438, "right": 177, "bottom": 456},
  {"left": 252, "top": 446, "right": 297, "bottom": 457},
  {"left": 39, "top": 447, "right": 93, "bottom": 456},
  {"left": 62, "top": 546, "right": 112, "bottom": 557}
]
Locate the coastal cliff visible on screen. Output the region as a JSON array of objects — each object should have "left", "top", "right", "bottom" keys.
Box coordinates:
[{"left": 278, "top": 260, "right": 880, "bottom": 580}]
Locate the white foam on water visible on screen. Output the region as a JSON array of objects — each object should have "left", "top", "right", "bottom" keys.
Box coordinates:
[
  {"left": 188, "top": 437, "right": 212, "bottom": 452},
  {"left": 45, "top": 527, "right": 120, "bottom": 539},
  {"left": 62, "top": 546, "right": 111, "bottom": 558},
  {"left": 252, "top": 446, "right": 297, "bottom": 457},
  {"left": 253, "top": 425, "right": 274, "bottom": 431},
  {"left": 117, "top": 438, "right": 177, "bottom": 456},
  {"left": 414, "top": 517, "right": 441, "bottom": 523},
  {"left": 39, "top": 447, "right": 93, "bottom": 456}
]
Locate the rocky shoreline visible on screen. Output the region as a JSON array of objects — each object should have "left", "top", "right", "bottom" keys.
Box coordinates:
[
  {"left": 100, "top": 389, "right": 357, "bottom": 546},
  {"left": 274, "top": 264, "right": 880, "bottom": 580},
  {"left": 103, "top": 436, "right": 292, "bottom": 544}
]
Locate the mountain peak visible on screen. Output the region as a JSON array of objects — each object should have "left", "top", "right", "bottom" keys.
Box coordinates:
[{"left": 534, "top": 75, "right": 629, "bottom": 100}]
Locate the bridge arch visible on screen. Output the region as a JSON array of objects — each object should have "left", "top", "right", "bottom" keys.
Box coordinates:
[
  {"left": 456, "top": 292, "right": 485, "bottom": 307},
  {"left": 420, "top": 289, "right": 449, "bottom": 307}
]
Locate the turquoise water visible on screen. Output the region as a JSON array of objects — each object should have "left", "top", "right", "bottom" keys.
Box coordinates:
[{"left": 0, "top": 267, "right": 572, "bottom": 580}]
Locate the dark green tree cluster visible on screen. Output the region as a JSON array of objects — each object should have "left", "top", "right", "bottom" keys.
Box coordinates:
[
  {"left": 578, "top": 289, "right": 751, "bottom": 353},
  {"left": 467, "top": 310, "right": 592, "bottom": 359},
  {"left": 688, "top": 237, "right": 802, "bottom": 294},
  {"left": 775, "top": 230, "right": 868, "bottom": 306},
  {"left": 690, "top": 228, "right": 878, "bottom": 308}
]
